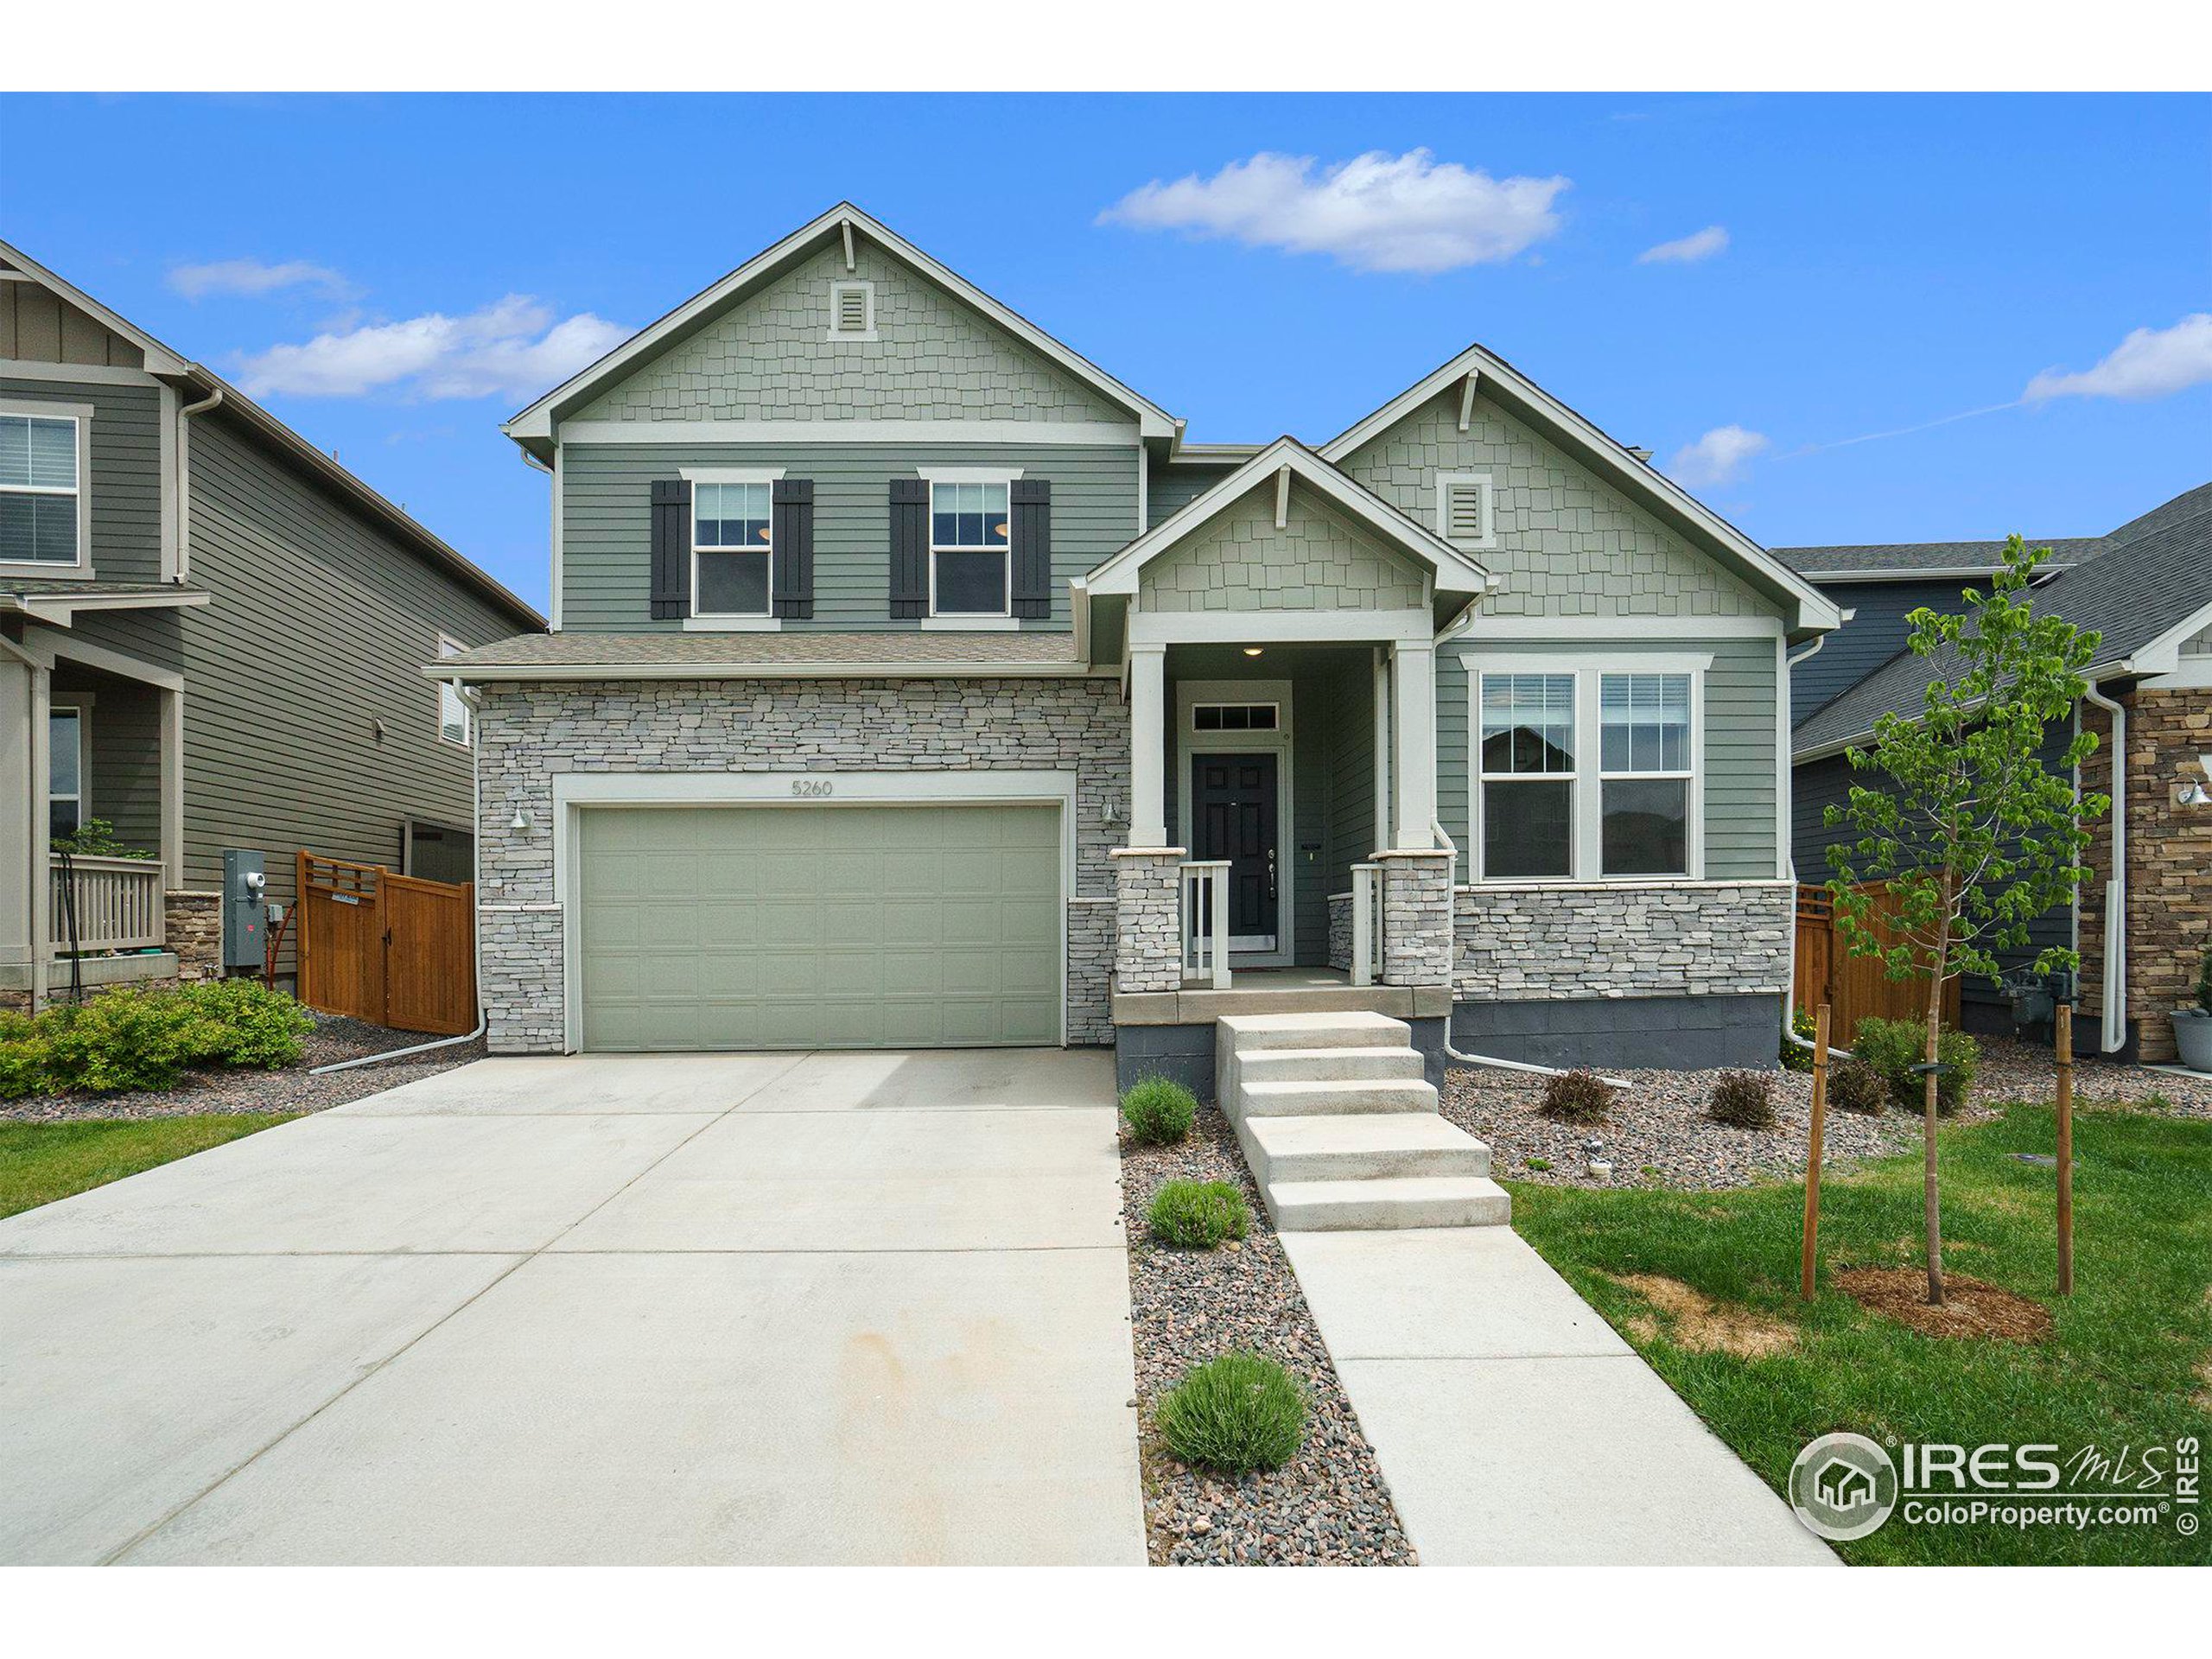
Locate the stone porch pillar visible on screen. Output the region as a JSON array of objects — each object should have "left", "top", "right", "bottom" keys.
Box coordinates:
[
  {"left": 1390, "top": 640, "right": 1436, "bottom": 849},
  {"left": 1377, "top": 849, "right": 1454, "bottom": 988},
  {"left": 1110, "top": 847, "right": 1185, "bottom": 994}
]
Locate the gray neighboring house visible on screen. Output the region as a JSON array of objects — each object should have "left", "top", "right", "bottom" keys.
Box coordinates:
[
  {"left": 1779, "top": 483, "right": 2212, "bottom": 1062},
  {"left": 444, "top": 202, "right": 1842, "bottom": 1087},
  {"left": 1, "top": 238, "right": 543, "bottom": 1010}
]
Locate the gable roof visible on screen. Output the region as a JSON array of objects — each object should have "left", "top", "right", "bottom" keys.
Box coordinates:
[
  {"left": 1772, "top": 537, "right": 2108, "bottom": 581},
  {"left": 1319, "top": 342, "right": 1842, "bottom": 638},
  {"left": 1081, "top": 436, "right": 1491, "bottom": 601},
  {"left": 502, "top": 203, "right": 1179, "bottom": 452},
  {"left": 0, "top": 238, "right": 543, "bottom": 630},
  {"left": 1792, "top": 481, "right": 2212, "bottom": 760}
]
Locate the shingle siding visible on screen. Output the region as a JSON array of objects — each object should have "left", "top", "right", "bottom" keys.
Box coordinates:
[
  {"left": 561, "top": 441, "right": 1136, "bottom": 630},
  {"left": 575, "top": 241, "right": 1131, "bottom": 426},
  {"left": 1137, "top": 480, "right": 1427, "bottom": 613}
]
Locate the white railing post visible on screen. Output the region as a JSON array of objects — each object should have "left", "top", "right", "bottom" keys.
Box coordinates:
[
  {"left": 50, "top": 855, "right": 166, "bottom": 953},
  {"left": 1179, "top": 860, "right": 1231, "bottom": 990},
  {"left": 1351, "top": 861, "right": 1382, "bottom": 988}
]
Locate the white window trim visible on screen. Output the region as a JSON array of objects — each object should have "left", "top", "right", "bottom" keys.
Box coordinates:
[
  {"left": 925, "top": 474, "right": 1014, "bottom": 621},
  {"left": 690, "top": 479, "right": 775, "bottom": 620},
  {"left": 49, "top": 701, "right": 87, "bottom": 840},
  {"left": 435, "top": 635, "right": 473, "bottom": 749},
  {"left": 1470, "top": 653, "right": 1710, "bottom": 884},
  {"left": 0, "top": 402, "right": 94, "bottom": 579},
  {"left": 1435, "top": 471, "right": 1497, "bottom": 551},
  {"left": 826, "top": 279, "right": 877, "bottom": 342}
]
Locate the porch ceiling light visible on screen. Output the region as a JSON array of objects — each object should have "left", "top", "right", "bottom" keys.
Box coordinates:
[{"left": 1243, "top": 646, "right": 1262, "bottom": 657}]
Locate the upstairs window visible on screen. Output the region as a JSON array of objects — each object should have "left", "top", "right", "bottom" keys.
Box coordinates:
[
  {"left": 1478, "top": 673, "right": 1574, "bottom": 879},
  {"left": 694, "top": 481, "right": 772, "bottom": 616},
  {"left": 435, "top": 635, "right": 471, "bottom": 748},
  {"left": 930, "top": 480, "right": 1010, "bottom": 616},
  {"left": 0, "top": 411, "right": 82, "bottom": 566}
]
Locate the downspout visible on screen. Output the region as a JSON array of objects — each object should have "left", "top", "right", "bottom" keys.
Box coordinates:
[
  {"left": 1780, "top": 633, "right": 1847, "bottom": 1060},
  {"left": 175, "top": 382, "right": 225, "bottom": 584},
  {"left": 2081, "top": 680, "right": 2127, "bottom": 1054},
  {"left": 311, "top": 683, "right": 487, "bottom": 1072}
]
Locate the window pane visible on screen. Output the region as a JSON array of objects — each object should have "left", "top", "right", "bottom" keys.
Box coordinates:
[
  {"left": 49, "top": 711, "right": 81, "bottom": 797},
  {"left": 1194, "top": 706, "right": 1222, "bottom": 731},
  {"left": 1600, "top": 672, "right": 1690, "bottom": 775},
  {"left": 0, "top": 416, "right": 26, "bottom": 487},
  {"left": 696, "top": 550, "right": 770, "bottom": 614},
  {"left": 934, "top": 549, "right": 1007, "bottom": 613},
  {"left": 0, "top": 493, "right": 78, "bottom": 563},
  {"left": 930, "top": 481, "right": 1009, "bottom": 548},
  {"left": 27, "top": 417, "right": 76, "bottom": 488},
  {"left": 50, "top": 798, "right": 80, "bottom": 840},
  {"left": 1602, "top": 778, "right": 1688, "bottom": 875},
  {"left": 1484, "top": 779, "right": 1572, "bottom": 878},
  {"left": 696, "top": 483, "right": 770, "bottom": 550},
  {"left": 1479, "top": 673, "right": 1575, "bottom": 775}
]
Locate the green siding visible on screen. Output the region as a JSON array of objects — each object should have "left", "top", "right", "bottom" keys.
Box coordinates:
[
  {"left": 0, "top": 375, "right": 163, "bottom": 584},
  {"left": 50, "top": 671, "right": 163, "bottom": 855},
  {"left": 1137, "top": 478, "right": 1427, "bottom": 613},
  {"left": 561, "top": 441, "right": 1138, "bottom": 630},
  {"left": 1439, "top": 636, "right": 1778, "bottom": 880}
]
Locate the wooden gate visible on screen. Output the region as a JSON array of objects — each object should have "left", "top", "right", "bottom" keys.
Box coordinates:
[
  {"left": 1794, "top": 882, "right": 1961, "bottom": 1039},
  {"left": 297, "top": 853, "right": 477, "bottom": 1035}
]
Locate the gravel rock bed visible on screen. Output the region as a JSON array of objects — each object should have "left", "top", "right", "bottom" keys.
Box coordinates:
[
  {"left": 1121, "top": 1107, "right": 1414, "bottom": 1566},
  {"left": 1, "top": 1012, "right": 484, "bottom": 1123},
  {"left": 1968, "top": 1038, "right": 2212, "bottom": 1116}
]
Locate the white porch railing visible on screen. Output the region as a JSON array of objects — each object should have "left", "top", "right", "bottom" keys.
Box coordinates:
[
  {"left": 1179, "top": 860, "right": 1232, "bottom": 989},
  {"left": 1349, "top": 861, "right": 1384, "bottom": 987},
  {"left": 50, "top": 855, "right": 166, "bottom": 952}
]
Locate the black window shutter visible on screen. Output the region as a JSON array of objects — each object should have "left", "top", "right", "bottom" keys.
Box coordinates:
[
  {"left": 649, "top": 479, "right": 692, "bottom": 620},
  {"left": 1011, "top": 478, "right": 1052, "bottom": 619},
  {"left": 889, "top": 477, "right": 928, "bottom": 619},
  {"left": 772, "top": 478, "right": 815, "bottom": 620}
]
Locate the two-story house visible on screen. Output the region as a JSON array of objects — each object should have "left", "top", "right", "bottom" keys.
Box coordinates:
[
  {"left": 440, "top": 203, "right": 1842, "bottom": 1092},
  {"left": 1, "top": 238, "right": 543, "bottom": 1011}
]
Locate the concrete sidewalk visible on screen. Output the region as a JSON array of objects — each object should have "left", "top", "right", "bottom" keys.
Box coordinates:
[
  {"left": 1281, "top": 1227, "right": 1836, "bottom": 1566},
  {"left": 0, "top": 1049, "right": 1144, "bottom": 1566}
]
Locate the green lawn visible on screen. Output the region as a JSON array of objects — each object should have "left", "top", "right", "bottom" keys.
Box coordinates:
[
  {"left": 1507, "top": 1104, "right": 2212, "bottom": 1565},
  {"left": 0, "top": 1115, "right": 300, "bottom": 1221}
]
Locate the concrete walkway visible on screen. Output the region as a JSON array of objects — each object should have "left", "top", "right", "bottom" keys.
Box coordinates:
[
  {"left": 1281, "top": 1228, "right": 1837, "bottom": 1565},
  {"left": 0, "top": 1049, "right": 1143, "bottom": 1566}
]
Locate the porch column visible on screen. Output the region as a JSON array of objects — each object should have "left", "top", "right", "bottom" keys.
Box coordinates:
[
  {"left": 1390, "top": 640, "right": 1436, "bottom": 850},
  {"left": 0, "top": 650, "right": 38, "bottom": 1000},
  {"left": 159, "top": 685, "right": 184, "bottom": 887},
  {"left": 1128, "top": 642, "right": 1168, "bottom": 849}
]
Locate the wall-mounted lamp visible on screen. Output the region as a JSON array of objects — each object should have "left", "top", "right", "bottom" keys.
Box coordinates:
[
  {"left": 2179, "top": 781, "right": 2212, "bottom": 808},
  {"left": 1242, "top": 646, "right": 1263, "bottom": 658},
  {"left": 509, "top": 809, "right": 532, "bottom": 832}
]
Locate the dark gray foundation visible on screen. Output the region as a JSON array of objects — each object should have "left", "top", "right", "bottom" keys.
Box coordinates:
[
  {"left": 1112, "top": 1014, "right": 1452, "bottom": 1103},
  {"left": 1448, "top": 993, "right": 1783, "bottom": 1071}
]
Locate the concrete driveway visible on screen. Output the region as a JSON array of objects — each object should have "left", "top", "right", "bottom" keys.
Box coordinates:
[{"left": 0, "top": 1049, "right": 1144, "bottom": 1566}]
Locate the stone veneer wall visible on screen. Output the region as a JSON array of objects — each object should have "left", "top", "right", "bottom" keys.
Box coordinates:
[
  {"left": 2080, "top": 689, "right": 2212, "bottom": 1063},
  {"left": 1111, "top": 849, "right": 1184, "bottom": 994},
  {"left": 1380, "top": 852, "right": 1454, "bottom": 986},
  {"left": 1454, "top": 880, "right": 1794, "bottom": 1001},
  {"left": 474, "top": 677, "right": 1128, "bottom": 1054},
  {"left": 164, "top": 891, "right": 222, "bottom": 984},
  {"left": 1327, "top": 892, "right": 1353, "bottom": 972}
]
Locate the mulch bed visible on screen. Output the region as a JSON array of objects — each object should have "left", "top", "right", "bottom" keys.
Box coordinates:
[
  {"left": 0, "top": 1013, "right": 484, "bottom": 1123},
  {"left": 1834, "top": 1266, "right": 2055, "bottom": 1343},
  {"left": 1121, "top": 1107, "right": 1414, "bottom": 1566}
]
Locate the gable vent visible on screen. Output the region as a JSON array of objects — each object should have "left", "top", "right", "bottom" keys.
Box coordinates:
[
  {"left": 1440, "top": 475, "right": 1492, "bottom": 546},
  {"left": 829, "top": 280, "right": 874, "bottom": 338}
]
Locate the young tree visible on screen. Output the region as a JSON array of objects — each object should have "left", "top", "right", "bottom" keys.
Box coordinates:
[{"left": 1824, "top": 537, "right": 2106, "bottom": 1305}]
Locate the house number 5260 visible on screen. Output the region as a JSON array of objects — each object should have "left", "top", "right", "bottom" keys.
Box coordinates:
[{"left": 790, "top": 779, "right": 834, "bottom": 798}]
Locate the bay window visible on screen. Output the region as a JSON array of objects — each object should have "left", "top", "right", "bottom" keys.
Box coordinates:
[{"left": 1475, "top": 661, "right": 1703, "bottom": 881}]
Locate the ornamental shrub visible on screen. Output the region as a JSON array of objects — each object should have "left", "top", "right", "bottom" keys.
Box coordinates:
[
  {"left": 1780, "top": 1007, "right": 1820, "bottom": 1072},
  {"left": 1707, "top": 1070, "right": 1777, "bottom": 1129},
  {"left": 1120, "top": 1076, "right": 1198, "bottom": 1145},
  {"left": 1539, "top": 1068, "right": 1615, "bottom": 1125},
  {"left": 0, "top": 979, "right": 315, "bottom": 1100},
  {"left": 1827, "top": 1057, "right": 1890, "bottom": 1116},
  {"left": 1156, "top": 1351, "right": 1306, "bottom": 1475},
  {"left": 1147, "top": 1179, "right": 1251, "bottom": 1249},
  {"left": 1850, "top": 1017, "right": 1980, "bottom": 1116}
]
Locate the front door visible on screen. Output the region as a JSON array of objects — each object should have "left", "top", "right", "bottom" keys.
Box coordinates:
[{"left": 1192, "top": 753, "right": 1279, "bottom": 951}]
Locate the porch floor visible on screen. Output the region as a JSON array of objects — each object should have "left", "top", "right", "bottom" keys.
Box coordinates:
[{"left": 1111, "top": 967, "right": 1451, "bottom": 1027}]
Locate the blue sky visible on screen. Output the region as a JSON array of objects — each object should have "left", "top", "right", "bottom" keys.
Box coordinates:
[{"left": 5, "top": 92, "right": 2206, "bottom": 612}]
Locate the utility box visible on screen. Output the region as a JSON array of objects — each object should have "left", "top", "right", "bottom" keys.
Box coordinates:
[{"left": 221, "top": 849, "right": 268, "bottom": 969}]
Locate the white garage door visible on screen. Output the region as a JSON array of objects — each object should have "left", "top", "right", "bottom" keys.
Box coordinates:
[{"left": 575, "top": 803, "right": 1063, "bottom": 1051}]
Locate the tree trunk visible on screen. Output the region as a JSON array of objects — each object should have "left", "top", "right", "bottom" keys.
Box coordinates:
[{"left": 1923, "top": 895, "right": 1950, "bottom": 1306}]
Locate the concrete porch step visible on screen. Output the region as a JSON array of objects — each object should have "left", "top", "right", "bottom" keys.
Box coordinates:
[
  {"left": 1236, "top": 1077, "right": 1440, "bottom": 1118},
  {"left": 1217, "top": 1011, "right": 1412, "bottom": 1052},
  {"left": 1246, "top": 1112, "right": 1491, "bottom": 1183},
  {"left": 1267, "top": 1175, "right": 1513, "bottom": 1232},
  {"left": 1236, "top": 1045, "right": 1427, "bottom": 1084}
]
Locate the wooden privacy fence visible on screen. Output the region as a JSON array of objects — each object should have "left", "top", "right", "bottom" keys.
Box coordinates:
[
  {"left": 1794, "top": 883, "right": 1961, "bottom": 1039},
  {"left": 296, "top": 852, "right": 476, "bottom": 1036}
]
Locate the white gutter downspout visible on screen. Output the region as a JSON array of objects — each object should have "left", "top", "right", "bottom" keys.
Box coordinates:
[
  {"left": 2082, "top": 681, "right": 2128, "bottom": 1054},
  {"left": 174, "top": 383, "right": 225, "bottom": 583},
  {"left": 311, "top": 683, "right": 487, "bottom": 1073},
  {"left": 1779, "top": 633, "right": 1848, "bottom": 1060}
]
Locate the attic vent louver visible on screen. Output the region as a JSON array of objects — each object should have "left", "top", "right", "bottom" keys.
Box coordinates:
[
  {"left": 829, "top": 280, "right": 874, "bottom": 338},
  {"left": 1439, "top": 474, "right": 1494, "bottom": 548}
]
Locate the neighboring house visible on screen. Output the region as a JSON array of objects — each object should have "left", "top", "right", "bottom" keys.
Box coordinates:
[
  {"left": 442, "top": 202, "right": 1841, "bottom": 1088},
  {"left": 1780, "top": 484, "right": 2212, "bottom": 1063},
  {"left": 1, "top": 239, "right": 543, "bottom": 1011}
]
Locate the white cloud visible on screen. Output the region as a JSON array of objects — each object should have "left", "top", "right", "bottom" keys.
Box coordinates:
[
  {"left": 234, "top": 296, "right": 629, "bottom": 401},
  {"left": 1637, "top": 225, "right": 1729, "bottom": 264},
  {"left": 168, "top": 257, "right": 353, "bottom": 301},
  {"left": 1099, "top": 149, "right": 1569, "bottom": 274},
  {"left": 1667, "top": 424, "right": 1770, "bottom": 488},
  {"left": 2023, "top": 314, "right": 2212, "bottom": 403}
]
